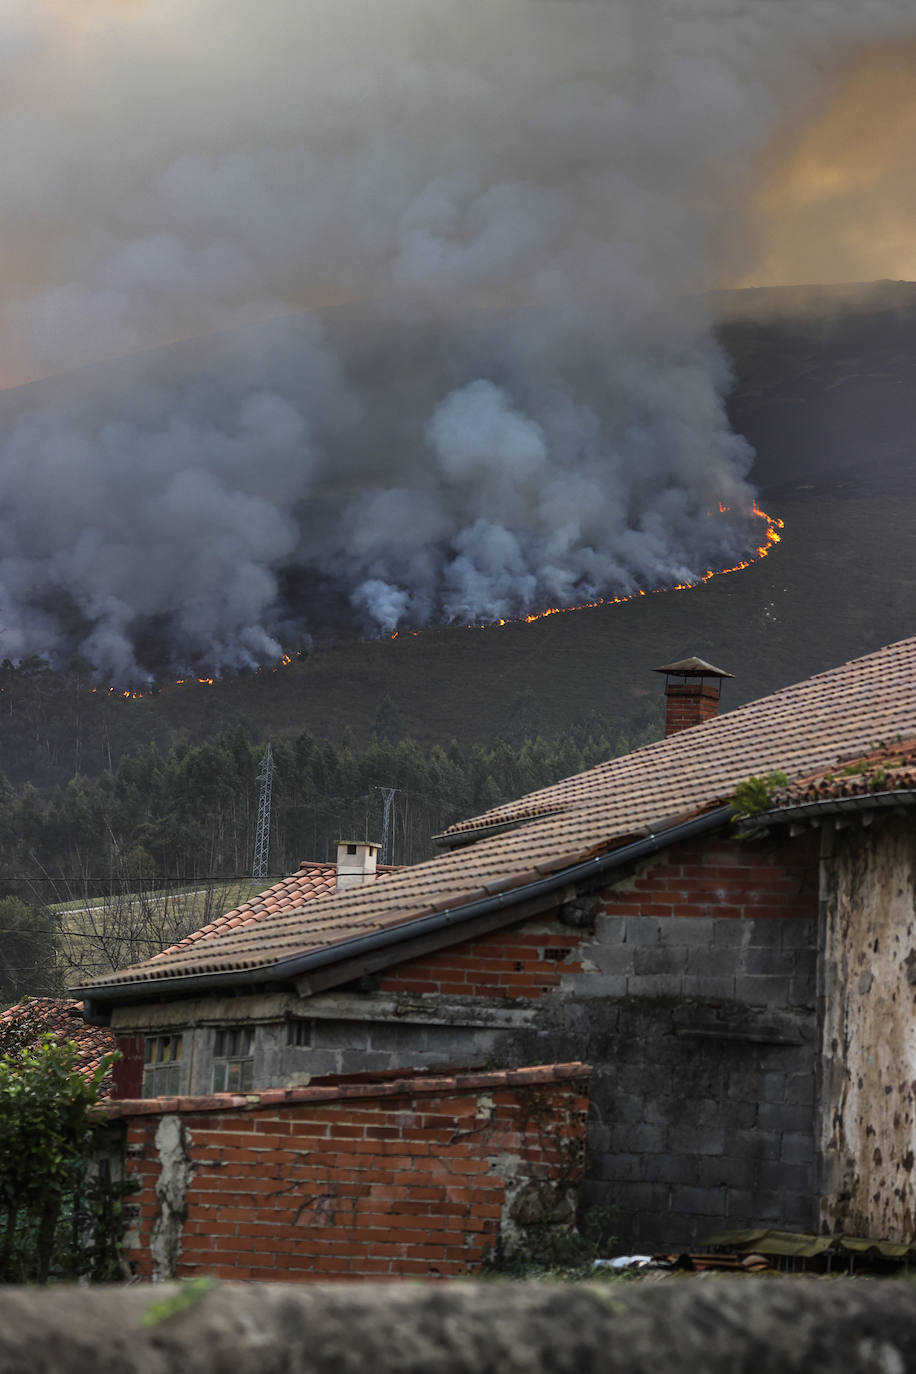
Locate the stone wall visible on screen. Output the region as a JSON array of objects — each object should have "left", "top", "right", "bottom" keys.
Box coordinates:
[
  {"left": 104, "top": 1063, "right": 590, "bottom": 1281},
  {"left": 818, "top": 813, "right": 916, "bottom": 1239},
  {"left": 5, "top": 1277, "right": 916, "bottom": 1374}
]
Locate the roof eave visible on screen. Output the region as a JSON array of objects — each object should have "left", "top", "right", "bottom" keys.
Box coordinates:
[
  {"left": 80, "top": 803, "right": 734, "bottom": 1021},
  {"left": 743, "top": 788, "right": 916, "bottom": 832}
]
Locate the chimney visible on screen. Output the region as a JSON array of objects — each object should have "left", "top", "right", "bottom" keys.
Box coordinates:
[
  {"left": 335, "top": 840, "right": 380, "bottom": 890},
  {"left": 653, "top": 657, "right": 733, "bottom": 738}
]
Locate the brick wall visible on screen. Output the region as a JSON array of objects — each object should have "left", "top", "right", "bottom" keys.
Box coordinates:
[
  {"left": 598, "top": 830, "right": 819, "bottom": 924},
  {"left": 377, "top": 924, "right": 585, "bottom": 999},
  {"left": 104, "top": 1063, "right": 590, "bottom": 1281}
]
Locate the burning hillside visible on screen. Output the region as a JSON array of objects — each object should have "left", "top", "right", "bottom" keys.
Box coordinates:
[{"left": 0, "top": 3, "right": 911, "bottom": 682}]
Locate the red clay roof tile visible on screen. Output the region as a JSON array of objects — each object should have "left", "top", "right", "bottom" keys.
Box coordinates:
[{"left": 0, "top": 998, "right": 116, "bottom": 1094}]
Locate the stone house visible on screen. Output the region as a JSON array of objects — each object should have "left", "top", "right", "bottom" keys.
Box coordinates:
[{"left": 79, "top": 636, "right": 916, "bottom": 1250}]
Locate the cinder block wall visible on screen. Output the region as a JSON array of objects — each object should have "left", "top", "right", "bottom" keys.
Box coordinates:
[
  {"left": 105, "top": 1064, "right": 590, "bottom": 1281},
  {"left": 288, "top": 829, "right": 821, "bottom": 1250}
]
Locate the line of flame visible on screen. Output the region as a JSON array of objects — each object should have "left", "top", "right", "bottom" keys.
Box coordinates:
[
  {"left": 84, "top": 508, "right": 782, "bottom": 688},
  {"left": 390, "top": 501, "right": 783, "bottom": 637}
]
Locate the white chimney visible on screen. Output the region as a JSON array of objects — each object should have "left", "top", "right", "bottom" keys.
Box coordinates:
[{"left": 335, "top": 841, "right": 380, "bottom": 890}]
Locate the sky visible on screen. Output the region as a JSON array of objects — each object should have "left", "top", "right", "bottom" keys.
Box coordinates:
[{"left": 0, "top": 0, "right": 913, "bottom": 679}]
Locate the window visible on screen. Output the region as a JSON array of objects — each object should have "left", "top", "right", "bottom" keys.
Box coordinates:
[
  {"left": 212, "top": 1026, "right": 254, "bottom": 1092},
  {"left": 143, "top": 1034, "right": 182, "bottom": 1098},
  {"left": 286, "top": 1020, "right": 311, "bottom": 1047}
]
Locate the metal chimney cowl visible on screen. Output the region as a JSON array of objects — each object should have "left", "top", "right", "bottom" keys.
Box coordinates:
[{"left": 335, "top": 841, "right": 380, "bottom": 890}]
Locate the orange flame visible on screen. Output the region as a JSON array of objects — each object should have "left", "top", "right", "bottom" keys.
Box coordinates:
[{"left": 455, "top": 501, "right": 785, "bottom": 632}]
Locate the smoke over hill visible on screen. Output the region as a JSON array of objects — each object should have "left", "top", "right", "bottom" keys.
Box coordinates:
[{"left": 0, "top": 1, "right": 913, "bottom": 680}]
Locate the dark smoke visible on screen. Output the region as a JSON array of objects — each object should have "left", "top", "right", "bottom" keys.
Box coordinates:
[{"left": 0, "top": 1, "right": 912, "bottom": 680}]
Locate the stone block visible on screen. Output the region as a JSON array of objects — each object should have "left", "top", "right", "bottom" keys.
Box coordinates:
[
  {"left": 684, "top": 948, "right": 734, "bottom": 977},
  {"left": 569, "top": 974, "right": 629, "bottom": 998},
  {"left": 762, "top": 1072, "right": 788, "bottom": 1104},
  {"left": 735, "top": 1129, "right": 780, "bottom": 1162},
  {"left": 724, "top": 1188, "right": 756, "bottom": 1220},
  {"left": 682, "top": 975, "right": 736, "bottom": 1000},
  {"left": 788, "top": 977, "right": 817, "bottom": 1009},
  {"left": 624, "top": 917, "right": 663, "bottom": 946},
  {"left": 756, "top": 1101, "right": 814, "bottom": 1135},
  {"left": 750, "top": 1189, "right": 786, "bottom": 1223},
  {"left": 780, "top": 1191, "right": 817, "bottom": 1228},
  {"left": 593, "top": 1152, "right": 642, "bottom": 1183},
  {"left": 642, "top": 1153, "right": 700, "bottom": 1186},
  {"left": 742, "top": 920, "right": 785, "bottom": 949},
  {"left": 676, "top": 1186, "right": 725, "bottom": 1217},
  {"left": 740, "top": 948, "right": 798, "bottom": 977},
  {"left": 662, "top": 917, "right": 717, "bottom": 946},
  {"left": 699, "top": 1155, "right": 755, "bottom": 1190},
  {"left": 595, "top": 914, "right": 627, "bottom": 943},
  {"left": 758, "top": 1160, "right": 812, "bottom": 1194},
  {"left": 589, "top": 944, "right": 638, "bottom": 976},
  {"left": 608, "top": 1122, "right": 667, "bottom": 1156},
  {"left": 781, "top": 920, "right": 817, "bottom": 948},
  {"left": 781, "top": 1132, "right": 815, "bottom": 1165},
  {"left": 633, "top": 946, "right": 687, "bottom": 977},
  {"left": 735, "top": 975, "right": 791, "bottom": 1006},
  {"left": 670, "top": 1125, "right": 725, "bottom": 1157},
  {"left": 619, "top": 1182, "right": 673, "bottom": 1214},
  {"left": 610, "top": 1092, "right": 648, "bottom": 1126},
  {"left": 626, "top": 974, "right": 684, "bottom": 998},
  {"left": 785, "top": 1074, "right": 816, "bottom": 1107},
  {"left": 712, "top": 922, "right": 750, "bottom": 947}
]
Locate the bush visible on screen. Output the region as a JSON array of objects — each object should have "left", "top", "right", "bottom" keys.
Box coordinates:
[{"left": 0, "top": 1034, "right": 124, "bottom": 1283}]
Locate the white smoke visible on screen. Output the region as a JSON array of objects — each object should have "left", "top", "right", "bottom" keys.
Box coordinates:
[{"left": 0, "top": 0, "right": 912, "bottom": 678}]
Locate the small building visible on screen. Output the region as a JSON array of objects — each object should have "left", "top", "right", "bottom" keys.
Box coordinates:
[{"left": 79, "top": 636, "right": 916, "bottom": 1250}]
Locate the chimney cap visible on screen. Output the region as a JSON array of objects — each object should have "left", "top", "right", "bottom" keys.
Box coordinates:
[{"left": 653, "top": 656, "right": 734, "bottom": 679}]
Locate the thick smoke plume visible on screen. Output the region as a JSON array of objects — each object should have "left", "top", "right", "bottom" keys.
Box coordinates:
[{"left": 0, "top": 0, "right": 913, "bottom": 680}]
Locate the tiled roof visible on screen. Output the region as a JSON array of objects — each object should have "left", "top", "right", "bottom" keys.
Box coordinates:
[
  {"left": 771, "top": 738, "right": 916, "bottom": 806},
  {"left": 441, "top": 636, "right": 916, "bottom": 839},
  {"left": 0, "top": 998, "right": 116, "bottom": 1093},
  {"left": 158, "top": 861, "right": 403, "bottom": 957},
  {"left": 79, "top": 635, "right": 916, "bottom": 998}
]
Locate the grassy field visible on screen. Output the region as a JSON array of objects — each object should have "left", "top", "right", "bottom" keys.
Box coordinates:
[{"left": 52, "top": 878, "right": 262, "bottom": 987}]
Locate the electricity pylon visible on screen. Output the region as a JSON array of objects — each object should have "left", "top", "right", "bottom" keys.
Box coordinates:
[{"left": 252, "top": 742, "right": 273, "bottom": 879}]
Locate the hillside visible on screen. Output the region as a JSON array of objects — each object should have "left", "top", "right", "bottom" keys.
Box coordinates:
[
  {"left": 134, "top": 281, "right": 916, "bottom": 748},
  {"left": 2, "top": 281, "right": 915, "bottom": 767}
]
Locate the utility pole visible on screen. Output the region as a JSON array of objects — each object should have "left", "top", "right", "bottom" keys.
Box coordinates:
[
  {"left": 252, "top": 742, "right": 273, "bottom": 880},
  {"left": 378, "top": 786, "right": 397, "bottom": 865}
]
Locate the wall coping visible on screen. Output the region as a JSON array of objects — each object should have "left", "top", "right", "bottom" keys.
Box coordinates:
[{"left": 99, "top": 1061, "right": 591, "bottom": 1119}]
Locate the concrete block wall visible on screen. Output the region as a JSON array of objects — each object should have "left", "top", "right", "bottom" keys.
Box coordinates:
[{"left": 105, "top": 1063, "right": 591, "bottom": 1281}]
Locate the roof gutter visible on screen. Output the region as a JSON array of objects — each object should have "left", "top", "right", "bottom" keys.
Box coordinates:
[
  {"left": 744, "top": 788, "right": 916, "bottom": 832},
  {"left": 81, "top": 804, "right": 733, "bottom": 1020}
]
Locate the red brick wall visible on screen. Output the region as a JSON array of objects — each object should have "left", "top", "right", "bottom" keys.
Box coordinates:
[
  {"left": 106, "top": 1064, "right": 590, "bottom": 1282},
  {"left": 598, "top": 830, "right": 819, "bottom": 921},
  {"left": 376, "top": 924, "right": 585, "bottom": 999}
]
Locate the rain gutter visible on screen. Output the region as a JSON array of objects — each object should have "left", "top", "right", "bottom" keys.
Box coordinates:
[
  {"left": 744, "top": 788, "right": 916, "bottom": 832},
  {"left": 81, "top": 803, "right": 734, "bottom": 1022}
]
